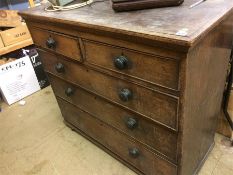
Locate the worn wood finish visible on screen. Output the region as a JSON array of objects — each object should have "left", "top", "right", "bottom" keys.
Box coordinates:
[
  {"left": 19, "top": 0, "right": 233, "bottom": 47},
  {"left": 179, "top": 16, "right": 233, "bottom": 175},
  {"left": 84, "top": 40, "right": 180, "bottom": 90},
  {"left": 48, "top": 74, "right": 178, "bottom": 162},
  {"left": 29, "top": 27, "right": 82, "bottom": 61},
  {"left": 216, "top": 13, "right": 233, "bottom": 139},
  {"left": 27, "top": 23, "right": 183, "bottom": 96},
  {"left": 38, "top": 49, "right": 179, "bottom": 130},
  {"left": 56, "top": 97, "right": 178, "bottom": 175},
  {"left": 20, "top": 1, "right": 233, "bottom": 174},
  {"left": 26, "top": 21, "right": 186, "bottom": 59}
]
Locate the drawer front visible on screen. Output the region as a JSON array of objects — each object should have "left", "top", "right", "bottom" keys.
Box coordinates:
[
  {"left": 84, "top": 40, "right": 180, "bottom": 90},
  {"left": 39, "top": 49, "right": 179, "bottom": 130},
  {"left": 29, "top": 27, "right": 81, "bottom": 61},
  {"left": 57, "top": 97, "right": 178, "bottom": 175},
  {"left": 49, "top": 74, "right": 178, "bottom": 162}
]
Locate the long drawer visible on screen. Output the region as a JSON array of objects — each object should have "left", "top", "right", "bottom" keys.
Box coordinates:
[
  {"left": 84, "top": 40, "right": 180, "bottom": 90},
  {"left": 39, "top": 49, "right": 179, "bottom": 130},
  {"left": 56, "top": 97, "right": 178, "bottom": 175},
  {"left": 49, "top": 74, "right": 178, "bottom": 162}
]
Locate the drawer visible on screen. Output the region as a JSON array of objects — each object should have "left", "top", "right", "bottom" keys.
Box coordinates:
[
  {"left": 49, "top": 74, "right": 178, "bottom": 162},
  {"left": 84, "top": 40, "right": 180, "bottom": 90},
  {"left": 39, "top": 49, "right": 179, "bottom": 130},
  {"left": 29, "top": 27, "right": 82, "bottom": 61},
  {"left": 57, "top": 97, "right": 178, "bottom": 175}
]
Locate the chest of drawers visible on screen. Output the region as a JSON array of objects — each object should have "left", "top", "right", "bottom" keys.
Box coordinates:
[{"left": 20, "top": 0, "right": 233, "bottom": 174}]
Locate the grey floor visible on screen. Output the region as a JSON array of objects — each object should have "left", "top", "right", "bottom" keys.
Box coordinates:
[{"left": 0, "top": 86, "right": 232, "bottom": 175}]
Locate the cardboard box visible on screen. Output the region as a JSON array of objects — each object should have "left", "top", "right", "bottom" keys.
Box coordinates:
[
  {"left": 0, "top": 56, "right": 41, "bottom": 105},
  {"left": 0, "top": 36, "right": 4, "bottom": 48},
  {"left": 0, "top": 10, "right": 21, "bottom": 27},
  {"left": 0, "top": 23, "right": 31, "bottom": 47},
  {"left": 0, "top": 46, "right": 50, "bottom": 105}
]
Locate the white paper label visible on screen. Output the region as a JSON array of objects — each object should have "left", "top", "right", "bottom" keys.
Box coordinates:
[
  {"left": 176, "top": 28, "right": 189, "bottom": 36},
  {"left": 0, "top": 56, "right": 40, "bottom": 105}
]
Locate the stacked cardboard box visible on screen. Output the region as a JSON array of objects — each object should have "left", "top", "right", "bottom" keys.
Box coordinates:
[
  {"left": 0, "top": 10, "right": 21, "bottom": 27},
  {"left": 1, "top": 23, "right": 31, "bottom": 47},
  {"left": 0, "top": 10, "right": 46, "bottom": 105},
  {"left": 0, "top": 10, "right": 33, "bottom": 55}
]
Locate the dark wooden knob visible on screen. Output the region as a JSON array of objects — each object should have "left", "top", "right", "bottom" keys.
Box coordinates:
[
  {"left": 119, "top": 88, "right": 132, "bottom": 102},
  {"left": 46, "top": 37, "right": 56, "bottom": 49},
  {"left": 129, "top": 148, "right": 140, "bottom": 158},
  {"left": 126, "top": 118, "right": 138, "bottom": 130},
  {"left": 114, "top": 56, "right": 129, "bottom": 70},
  {"left": 55, "top": 63, "right": 65, "bottom": 73},
  {"left": 65, "top": 88, "right": 74, "bottom": 96}
]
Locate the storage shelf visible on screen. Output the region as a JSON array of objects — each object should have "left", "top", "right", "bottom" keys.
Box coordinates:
[{"left": 0, "top": 38, "right": 33, "bottom": 56}]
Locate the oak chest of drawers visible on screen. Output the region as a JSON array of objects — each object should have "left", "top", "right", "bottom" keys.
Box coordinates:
[{"left": 20, "top": 0, "right": 233, "bottom": 174}]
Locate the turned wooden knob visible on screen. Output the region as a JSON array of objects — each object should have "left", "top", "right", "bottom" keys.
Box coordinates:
[
  {"left": 126, "top": 117, "right": 138, "bottom": 130},
  {"left": 65, "top": 87, "right": 74, "bottom": 97},
  {"left": 119, "top": 88, "right": 132, "bottom": 102},
  {"left": 114, "top": 55, "right": 129, "bottom": 70},
  {"left": 55, "top": 63, "right": 65, "bottom": 73},
  {"left": 46, "top": 37, "right": 56, "bottom": 49},
  {"left": 129, "top": 148, "right": 140, "bottom": 158}
]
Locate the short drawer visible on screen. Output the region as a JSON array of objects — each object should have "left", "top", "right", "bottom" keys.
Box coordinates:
[
  {"left": 39, "top": 49, "right": 179, "bottom": 130},
  {"left": 49, "top": 74, "right": 178, "bottom": 162},
  {"left": 57, "top": 97, "right": 178, "bottom": 175},
  {"left": 84, "top": 40, "right": 180, "bottom": 90},
  {"left": 29, "top": 27, "right": 82, "bottom": 61}
]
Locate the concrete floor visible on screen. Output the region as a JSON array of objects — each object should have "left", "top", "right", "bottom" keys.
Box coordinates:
[{"left": 0, "top": 86, "right": 232, "bottom": 175}]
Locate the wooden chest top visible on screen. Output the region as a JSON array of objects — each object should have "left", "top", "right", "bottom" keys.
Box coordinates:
[{"left": 20, "top": 0, "right": 233, "bottom": 47}]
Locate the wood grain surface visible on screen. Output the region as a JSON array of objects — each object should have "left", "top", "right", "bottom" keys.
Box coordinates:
[
  {"left": 38, "top": 49, "right": 179, "bottom": 130},
  {"left": 48, "top": 74, "right": 178, "bottom": 162},
  {"left": 57, "top": 97, "right": 178, "bottom": 175},
  {"left": 21, "top": 1, "right": 233, "bottom": 174},
  {"left": 84, "top": 40, "right": 180, "bottom": 90},
  {"left": 19, "top": 0, "right": 233, "bottom": 47}
]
